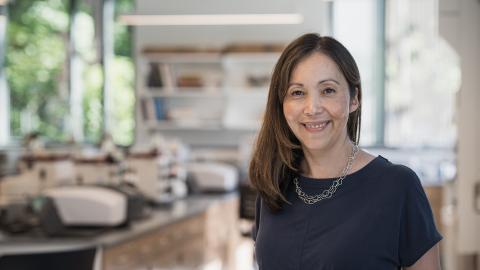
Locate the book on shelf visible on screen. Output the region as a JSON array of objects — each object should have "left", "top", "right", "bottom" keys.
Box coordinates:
[
  {"left": 140, "top": 97, "right": 156, "bottom": 121},
  {"left": 153, "top": 97, "right": 167, "bottom": 120},
  {"left": 146, "top": 62, "right": 175, "bottom": 92},
  {"left": 147, "top": 62, "right": 163, "bottom": 87}
]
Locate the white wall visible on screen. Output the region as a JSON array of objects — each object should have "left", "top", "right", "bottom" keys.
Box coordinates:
[{"left": 439, "top": 0, "right": 480, "bottom": 257}]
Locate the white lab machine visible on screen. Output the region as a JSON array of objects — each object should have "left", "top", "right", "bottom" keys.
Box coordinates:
[{"left": 187, "top": 162, "right": 238, "bottom": 192}]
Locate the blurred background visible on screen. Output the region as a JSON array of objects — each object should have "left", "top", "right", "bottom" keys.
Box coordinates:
[{"left": 0, "top": 0, "right": 478, "bottom": 269}]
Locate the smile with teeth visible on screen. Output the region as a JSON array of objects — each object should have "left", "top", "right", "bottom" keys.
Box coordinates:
[{"left": 303, "top": 121, "right": 330, "bottom": 131}]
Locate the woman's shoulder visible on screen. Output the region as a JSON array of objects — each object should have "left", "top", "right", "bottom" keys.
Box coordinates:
[
  {"left": 373, "top": 156, "right": 422, "bottom": 189},
  {"left": 356, "top": 150, "right": 417, "bottom": 177},
  {"left": 350, "top": 150, "right": 420, "bottom": 186},
  {"left": 381, "top": 158, "right": 418, "bottom": 179}
]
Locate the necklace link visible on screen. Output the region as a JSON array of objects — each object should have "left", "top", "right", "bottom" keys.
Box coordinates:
[{"left": 294, "top": 144, "right": 359, "bottom": 205}]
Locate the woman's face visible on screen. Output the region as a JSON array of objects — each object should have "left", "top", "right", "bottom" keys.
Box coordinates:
[{"left": 282, "top": 52, "right": 358, "bottom": 153}]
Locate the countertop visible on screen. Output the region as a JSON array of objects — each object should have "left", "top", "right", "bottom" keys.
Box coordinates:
[{"left": 0, "top": 192, "right": 238, "bottom": 255}]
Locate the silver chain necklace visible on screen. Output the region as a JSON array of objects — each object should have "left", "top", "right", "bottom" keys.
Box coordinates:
[{"left": 294, "top": 144, "right": 359, "bottom": 205}]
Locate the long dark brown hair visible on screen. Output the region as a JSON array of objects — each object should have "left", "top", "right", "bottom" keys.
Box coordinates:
[{"left": 249, "top": 33, "right": 362, "bottom": 211}]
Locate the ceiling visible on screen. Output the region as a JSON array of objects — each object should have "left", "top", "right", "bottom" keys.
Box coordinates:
[{"left": 133, "top": 0, "right": 331, "bottom": 48}]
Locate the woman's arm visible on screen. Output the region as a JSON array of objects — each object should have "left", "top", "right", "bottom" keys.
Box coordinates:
[{"left": 405, "top": 244, "right": 441, "bottom": 270}]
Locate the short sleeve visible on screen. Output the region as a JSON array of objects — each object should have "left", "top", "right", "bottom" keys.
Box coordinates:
[
  {"left": 252, "top": 195, "right": 261, "bottom": 241},
  {"left": 397, "top": 166, "right": 443, "bottom": 267}
]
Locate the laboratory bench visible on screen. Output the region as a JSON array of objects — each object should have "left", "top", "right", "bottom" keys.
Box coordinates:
[{"left": 0, "top": 193, "right": 240, "bottom": 270}]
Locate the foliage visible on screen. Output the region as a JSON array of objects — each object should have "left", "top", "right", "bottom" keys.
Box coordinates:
[
  {"left": 6, "top": 0, "right": 70, "bottom": 141},
  {"left": 114, "top": 0, "right": 134, "bottom": 57},
  {"left": 110, "top": 57, "right": 134, "bottom": 146},
  {"left": 83, "top": 63, "right": 103, "bottom": 143},
  {"left": 112, "top": 0, "right": 134, "bottom": 145},
  {"left": 6, "top": 0, "right": 134, "bottom": 145},
  {"left": 79, "top": 0, "right": 135, "bottom": 145}
]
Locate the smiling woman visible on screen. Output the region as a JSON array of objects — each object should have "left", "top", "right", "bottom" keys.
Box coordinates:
[
  {"left": 283, "top": 52, "right": 359, "bottom": 159},
  {"left": 249, "top": 33, "right": 442, "bottom": 270}
]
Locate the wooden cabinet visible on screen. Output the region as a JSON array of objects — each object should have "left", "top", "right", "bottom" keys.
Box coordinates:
[
  {"left": 203, "top": 194, "right": 239, "bottom": 269},
  {"left": 102, "top": 196, "right": 239, "bottom": 270}
]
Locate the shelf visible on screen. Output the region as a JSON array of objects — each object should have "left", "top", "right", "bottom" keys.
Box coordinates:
[
  {"left": 142, "top": 87, "right": 267, "bottom": 99},
  {"left": 222, "top": 52, "right": 281, "bottom": 64},
  {"left": 146, "top": 121, "right": 222, "bottom": 131},
  {"left": 143, "top": 87, "right": 224, "bottom": 98},
  {"left": 136, "top": 45, "right": 281, "bottom": 146},
  {"left": 142, "top": 52, "right": 222, "bottom": 64},
  {"left": 227, "top": 87, "right": 269, "bottom": 98},
  {"left": 145, "top": 120, "right": 259, "bottom": 132}
]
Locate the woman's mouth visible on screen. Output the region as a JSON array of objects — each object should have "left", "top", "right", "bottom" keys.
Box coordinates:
[{"left": 302, "top": 121, "right": 330, "bottom": 132}]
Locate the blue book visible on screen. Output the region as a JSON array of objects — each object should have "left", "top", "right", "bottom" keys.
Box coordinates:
[{"left": 153, "top": 97, "right": 166, "bottom": 120}]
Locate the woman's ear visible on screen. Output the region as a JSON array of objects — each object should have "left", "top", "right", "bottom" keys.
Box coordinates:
[{"left": 349, "top": 87, "right": 360, "bottom": 113}]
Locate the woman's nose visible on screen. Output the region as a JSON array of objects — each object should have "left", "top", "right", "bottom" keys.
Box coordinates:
[{"left": 303, "top": 95, "right": 322, "bottom": 116}]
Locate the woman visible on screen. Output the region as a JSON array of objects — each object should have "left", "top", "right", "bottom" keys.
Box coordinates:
[{"left": 249, "top": 33, "right": 442, "bottom": 270}]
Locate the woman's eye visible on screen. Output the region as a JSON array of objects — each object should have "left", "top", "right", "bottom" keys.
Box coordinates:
[
  {"left": 323, "top": 88, "right": 336, "bottom": 95},
  {"left": 290, "top": 89, "right": 304, "bottom": 96}
]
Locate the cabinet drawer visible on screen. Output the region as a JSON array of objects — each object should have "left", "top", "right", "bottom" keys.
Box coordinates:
[{"left": 103, "top": 242, "right": 144, "bottom": 270}]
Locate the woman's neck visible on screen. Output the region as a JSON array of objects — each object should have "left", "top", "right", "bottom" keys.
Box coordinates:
[{"left": 301, "top": 138, "right": 354, "bottom": 179}]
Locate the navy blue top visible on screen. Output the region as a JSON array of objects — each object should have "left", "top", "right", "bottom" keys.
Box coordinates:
[{"left": 253, "top": 156, "right": 442, "bottom": 270}]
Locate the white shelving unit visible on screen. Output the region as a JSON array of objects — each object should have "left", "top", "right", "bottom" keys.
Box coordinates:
[
  {"left": 135, "top": 47, "right": 281, "bottom": 147},
  {"left": 131, "top": 0, "right": 331, "bottom": 147}
]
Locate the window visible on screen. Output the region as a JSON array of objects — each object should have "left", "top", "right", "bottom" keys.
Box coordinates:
[
  {"left": 6, "top": 0, "right": 70, "bottom": 142},
  {"left": 3, "top": 0, "right": 134, "bottom": 146},
  {"left": 110, "top": 0, "right": 134, "bottom": 146},
  {"left": 333, "top": 0, "right": 459, "bottom": 149},
  {"left": 333, "top": 0, "right": 385, "bottom": 146},
  {"left": 385, "top": 0, "right": 459, "bottom": 148},
  {"left": 0, "top": 4, "right": 8, "bottom": 146}
]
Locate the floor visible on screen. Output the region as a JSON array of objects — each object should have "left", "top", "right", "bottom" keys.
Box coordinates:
[{"left": 234, "top": 237, "right": 256, "bottom": 270}]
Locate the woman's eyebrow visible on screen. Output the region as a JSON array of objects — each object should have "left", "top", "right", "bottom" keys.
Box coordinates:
[
  {"left": 288, "top": 79, "right": 340, "bottom": 88},
  {"left": 287, "top": 82, "right": 303, "bottom": 88},
  {"left": 318, "top": 79, "right": 340, "bottom": 85}
]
